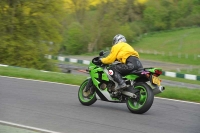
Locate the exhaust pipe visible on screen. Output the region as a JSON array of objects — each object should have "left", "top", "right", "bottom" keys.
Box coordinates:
[
  {"left": 122, "top": 91, "right": 137, "bottom": 98},
  {"left": 153, "top": 86, "right": 165, "bottom": 95}
]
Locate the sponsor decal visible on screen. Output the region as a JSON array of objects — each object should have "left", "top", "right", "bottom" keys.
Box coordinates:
[{"left": 108, "top": 70, "right": 114, "bottom": 75}]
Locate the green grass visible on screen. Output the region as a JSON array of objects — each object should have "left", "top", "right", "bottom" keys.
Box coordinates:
[
  {"left": 160, "top": 75, "right": 200, "bottom": 85},
  {"left": 0, "top": 124, "right": 39, "bottom": 133},
  {"left": 157, "top": 86, "right": 200, "bottom": 103},
  {"left": 0, "top": 66, "right": 87, "bottom": 85},
  {"left": 177, "top": 68, "right": 200, "bottom": 75},
  {"left": 161, "top": 67, "right": 200, "bottom": 76},
  {"left": 132, "top": 27, "right": 200, "bottom": 65},
  {"left": 139, "top": 53, "right": 200, "bottom": 65},
  {"left": 0, "top": 66, "right": 200, "bottom": 103}
]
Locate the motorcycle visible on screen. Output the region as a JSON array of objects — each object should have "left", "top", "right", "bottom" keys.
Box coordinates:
[{"left": 78, "top": 51, "right": 165, "bottom": 114}]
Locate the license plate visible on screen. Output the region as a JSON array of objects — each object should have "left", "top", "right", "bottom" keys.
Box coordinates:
[{"left": 152, "top": 76, "right": 161, "bottom": 86}]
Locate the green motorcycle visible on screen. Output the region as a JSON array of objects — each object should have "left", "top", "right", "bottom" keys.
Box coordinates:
[{"left": 78, "top": 51, "right": 165, "bottom": 114}]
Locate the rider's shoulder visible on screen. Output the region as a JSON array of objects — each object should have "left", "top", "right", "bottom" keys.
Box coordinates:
[{"left": 114, "top": 42, "right": 128, "bottom": 46}]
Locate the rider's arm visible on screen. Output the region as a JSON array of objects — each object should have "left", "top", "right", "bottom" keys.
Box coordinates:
[{"left": 101, "top": 45, "right": 119, "bottom": 64}]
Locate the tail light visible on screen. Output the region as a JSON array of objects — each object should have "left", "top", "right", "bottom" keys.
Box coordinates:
[{"left": 154, "top": 69, "right": 162, "bottom": 76}]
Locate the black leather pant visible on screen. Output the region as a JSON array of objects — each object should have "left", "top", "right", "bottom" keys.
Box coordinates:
[
  {"left": 108, "top": 56, "right": 143, "bottom": 85},
  {"left": 110, "top": 56, "right": 143, "bottom": 75}
]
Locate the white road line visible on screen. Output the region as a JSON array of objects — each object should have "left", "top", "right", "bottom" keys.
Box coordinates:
[
  {"left": 0, "top": 75, "right": 199, "bottom": 132},
  {"left": 0, "top": 75, "right": 78, "bottom": 86},
  {"left": 0, "top": 120, "right": 61, "bottom": 133},
  {"left": 1, "top": 75, "right": 200, "bottom": 105},
  {"left": 155, "top": 97, "right": 200, "bottom": 105}
]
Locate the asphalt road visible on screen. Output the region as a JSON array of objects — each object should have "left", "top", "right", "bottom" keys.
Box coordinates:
[{"left": 0, "top": 76, "right": 200, "bottom": 133}]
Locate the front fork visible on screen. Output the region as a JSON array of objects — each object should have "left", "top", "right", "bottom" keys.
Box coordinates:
[{"left": 84, "top": 78, "right": 93, "bottom": 92}]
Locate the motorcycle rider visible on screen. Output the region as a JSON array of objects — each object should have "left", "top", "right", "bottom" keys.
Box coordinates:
[{"left": 98, "top": 34, "right": 143, "bottom": 92}]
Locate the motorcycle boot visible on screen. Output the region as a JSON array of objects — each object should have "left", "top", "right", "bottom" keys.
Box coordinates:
[{"left": 111, "top": 71, "right": 127, "bottom": 92}]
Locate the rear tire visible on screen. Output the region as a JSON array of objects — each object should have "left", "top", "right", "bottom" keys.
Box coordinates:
[
  {"left": 126, "top": 82, "right": 154, "bottom": 114},
  {"left": 78, "top": 79, "right": 97, "bottom": 106}
]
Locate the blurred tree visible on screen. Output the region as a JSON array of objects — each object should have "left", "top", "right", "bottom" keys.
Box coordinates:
[
  {"left": 64, "top": 0, "right": 90, "bottom": 23},
  {"left": 61, "top": 0, "right": 120, "bottom": 53},
  {"left": 85, "top": 1, "right": 119, "bottom": 51},
  {"left": 143, "top": 0, "right": 200, "bottom": 31},
  {"left": 61, "top": 22, "right": 88, "bottom": 54},
  {"left": 0, "top": 0, "right": 65, "bottom": 70},
  {"left": 83, "top": 0, "right": 129, "bottom": 52},
  {"left": 175, "top": 0, "right": 200, "bottom": 27},
  {"left": 61, "top": 0, "right": 199, "bottom": 54},
  {"left": 120, "top": 0, "right": 144, "bottom": 23},
  {"left": 61, "top": 0, "right": 145, "bottom": 53}
]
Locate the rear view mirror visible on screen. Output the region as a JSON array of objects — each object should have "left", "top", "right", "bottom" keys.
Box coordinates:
[{"left": 99, "top": 50, "right": 104, "bottom": 56}]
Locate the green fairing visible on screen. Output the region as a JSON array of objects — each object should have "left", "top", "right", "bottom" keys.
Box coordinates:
[
  {"left": 147, "top": 68, "right": 162, "bottom": 73},
  {"left": 125, "top": 74, "right": 139, "bottom": 80},
  {"left": 88, "top": 62, "right": 96, "bottom": 70},
  {"left": 102, "top": 73, "right": 109, "bottom": 81},
  {"left": 89, "top": 62, "right": 109, "bottom": 88},
  {"left": 92, "top": 78, "right": 100, "bottom": 87}
]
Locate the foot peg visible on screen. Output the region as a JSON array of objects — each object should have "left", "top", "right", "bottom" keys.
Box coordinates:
[
  {"left": 111, "top": 91, "right": 121, "bottom": 98},
  {"left": 116, "top": 83, "right": 127, "bottom": 92}
]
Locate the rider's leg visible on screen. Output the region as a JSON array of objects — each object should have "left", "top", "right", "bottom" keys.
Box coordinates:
[
  {"left": 109, "top": 56, "right": 143, "bottom": 91},
  {"left": 109, "top": 64, "right": 133, "bottom": 91},
  {"left": 111, "top": 70, "right": 126, "bottom": 91}
]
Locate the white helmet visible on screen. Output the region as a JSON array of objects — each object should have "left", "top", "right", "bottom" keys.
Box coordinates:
[{"left": 112, "top": 34, "right": 126, "bottom": 45}]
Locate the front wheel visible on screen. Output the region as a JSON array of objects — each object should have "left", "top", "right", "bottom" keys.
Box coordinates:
[
  {"left": 78, "top": 79, "right": 97, "bottom": 106},
  {"left": 126, "top": 82, "right": 154, "bottom": 114}
]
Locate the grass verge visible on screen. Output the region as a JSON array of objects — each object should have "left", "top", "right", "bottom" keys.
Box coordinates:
[
  {"left": 139, "top": 53, "right": 200, "bottom": 65},
  {"left": 133, "top": 27, "right": 200, "bottom": 65},
  {"left": 0, "top": 66, "right": 87, "bottom": 85},
  {"left": 157, "top": 86, "right": 200, "bottom": 103},
  {"left": 0, "top": 66, "right": 199, "bottom": 103},
  {"left": 160, "top": 75, "right": 200, "bottom": 85}
]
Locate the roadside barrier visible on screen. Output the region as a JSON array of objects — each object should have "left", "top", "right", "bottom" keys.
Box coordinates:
[
  {"left": 48, "top": 55, "right": 90, "bottom": 65},
  {"left": 162, "top": 71, "right": 200, "bottom": 81},
  {"left": 48, "top": 55, "right": 200, "bottom": 81}
]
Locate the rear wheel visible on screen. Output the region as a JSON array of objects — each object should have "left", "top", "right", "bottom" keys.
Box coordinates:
[
  {"left": 78, "top": 79, "right": 97, "bottom": 106},
  {"left": 126, "top": 82, "right": 154, "bottom": 114}
]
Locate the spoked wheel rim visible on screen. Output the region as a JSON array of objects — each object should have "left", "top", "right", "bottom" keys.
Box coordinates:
[
  {"left": 79, "top": 81, "right": 95, "bottom": 102},
  {"left": 128, "top": 85, "right": 148, "bottom": 110}
]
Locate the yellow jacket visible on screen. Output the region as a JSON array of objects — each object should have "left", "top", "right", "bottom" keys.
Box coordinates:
[{"left": 101, "top": 42, "right": 139, "bottom": 64}]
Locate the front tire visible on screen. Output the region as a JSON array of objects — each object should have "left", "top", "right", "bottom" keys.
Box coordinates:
[
  {"left": 126, "top": 82, "right": 154, "bottom": 114},
  {"left": 78, "top": 79, "right": 97, "bottom": 106}
]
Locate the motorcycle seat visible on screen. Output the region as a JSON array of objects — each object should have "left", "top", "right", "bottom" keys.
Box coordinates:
[{"left": 130, "top": 68, "right": 144, "bottom": 75}]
